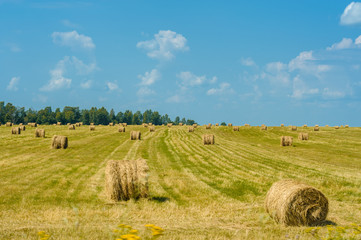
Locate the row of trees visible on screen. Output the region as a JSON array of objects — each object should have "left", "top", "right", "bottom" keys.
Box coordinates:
[{"left": 0, "top": 102, "right": 196, "bottom": 126}]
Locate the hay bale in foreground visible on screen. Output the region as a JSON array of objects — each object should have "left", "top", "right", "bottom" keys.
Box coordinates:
[
  {"left": 105, "top": 159, "right": 149, "bottom": 201},
  {"left": 265, "top": 179, "right": 328, "bottom": 226},
  {"left": 89, "top": 125, "right": 95, "bottom": 131},
  {"left": 314, "top": 126, "right": 319, "bottom": 131},
  {"left": 261, "top": 125, "right": 268, "bottom": 130},
  {"left": 188, "top": 126, "right": 194, "bottom": 132},
  {"left": 291, "top": 126, "right": 297, "bottom": 131},
  {"left": 35, "top": 129, "right": 45, "bottom": 138},
  {"left": 130, "top": 131, "right": 141, "bottom": 140},
  {"left": 51, "top": 135, "right": 68, "bottom": 149},
  {"left": 11, "top": 127, "right": 21, "bottom": 135},
  {"left": 280, "top": 136, "right": 293, "bottom": 146},
  {"left": 298, "top": 133, "right": 309, "bottom": 140},
  {"left": 118, "top": 127, "right": 125, "bottom": 132},
  {"left": 203, "top": 134, "right": 215, "bottom": 145},
  {"left": 68, "top": 124, "right": 75, "bottom": 130},
  {"left": 149, "top": 126, "right": 155, "bottom": 132},
  {"left": 233, "top": 126, "right": 240, "bottom": 131}
]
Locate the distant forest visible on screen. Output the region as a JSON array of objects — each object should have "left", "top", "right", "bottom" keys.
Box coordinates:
[{"left": 0, "top": 101, "right": 196, "bottom": 125}]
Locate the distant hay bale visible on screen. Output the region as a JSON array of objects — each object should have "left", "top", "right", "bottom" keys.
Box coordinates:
[
  {"left": 109, "top": 122, "right": 114, "bottom": 126},
  {"left": 179, "top": 123, "right": 183, "bottom": 126},
  {"left": 149, "top": 126, "right": 155, "bottom": 132},
  {"left": 19, "top": 125, "right": 26, "bottom": 131},
  {"left": 68, "top": 124, "right": 75, "bottom": 130},
  {"left": 105, "top": 159, "right": 149, "bottom": 201},
  {"left": 228, "top": 123, "right": 232, "bottom": 127},
  {"left": 203, "top": 134, "right": 215, "bottom": 145},
  {"left": 265, "top": 179, "right": 328, "bottom": 226},
  {"left": 89, "top": 125, "right": 95, "bottom": 131},
  {"left": 67, "top": 123, "right": 71, "bottom": 126},
  {"left": 325, "top": 125, "right": 329, "bottom": 127},
  {"left": 51, "top": 135, "right": 68, "bottom": 149},
  {"left": 280, "top": 136, "right": 293, "bottom": 146},
  {"left": 193, "top": 124, "right": 198, "bottom": 128},
  {"left": 90, "top": 123, "right": 94, "bottom": 126},
  {"left": 167, "top": 123, "right": 172, "bottom": 128},
  {"left": 11, "top": 127, "right": 21, "bottom": 135},
  {"left": 315, "top": 125, "right": 319, "bottom": 127},
  {"left": 75, "top": 123, "right": 80, "bottom": 127},
  {"left": 118, "top": 127, "right": 125, "bottom": 132},
  {"left": 19, "top": 123, "right": 23, "bottom": 126},
  {"left": 6, "top": 122, "right": 13, "bottom": 127},
  {"left": 233, "top": 126, "right": 240, "bottom": 131},
  {"left": 143, "top": 123, "right": 148, "bottom": 128},
  {"left": 206, "top": 124, "right": 211, "bottom": 129},
  {"left": 35, "top": 129, "right": 45, "bottom": 138},
  {"left": 188, "top": 126, "right": 194, "bottom": 132},
  {"left": 215, "top": 123, "right": 219, "bottom": 126},
  {"left": 53, "top": 124, "right": 56, "bottom": 126},
  {"left": 345, "top": 125, "right": 349, "bottom": 128},
  {"left": 303, "top": 124, "right": 307, "bottom": 128},
  {"left": 340, "top": 125, "right": 344, "bottom": 128},
  {"left": 314, "top": 126, "right": 319, "bottom": 131},
  {"left": 261, "top": 125, "right": 268, "bottom": 130},
  {"left": 245, "top": 124, "right": 250, "bottom": 127},
  {"left": 28, "top": 122, "right": 37, "bottom": 127},
  {"left": 291, "top": 126, "right": 297, "bottom": 131},
  {"left": 298, "top": 133, "right": 309, "bottom": 140},
  {"left": 79, "top": 122, "right": 83, "bottom": 126},
  {"left": 149, "top": 123, "right": 153, "bottom": 126},
  {"left": 57, "top": 122, "right": 61, "bottom": 125},
  {"left": 130, "top": 131, "right": 141, "bottom": 140},
  {"left": 122, "top": 123, "right": 127, "bottom": 127},
  {"left": 280, "top": 124, "right": 284, "bottom": 127},
  {"left": 334, "top": 126, "right": 339, "bottom": 129}
]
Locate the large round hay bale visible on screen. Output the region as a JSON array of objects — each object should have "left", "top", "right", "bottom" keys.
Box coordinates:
[
  {"left": 51, "top": 135, "right": 68, "bottom": 149},
  {"left": 334, "top": 126, "right": 339, "bottom": 129},
  {"left": 314, "top": 126, "right": 319, "bottom": 131},
  {"left": 265, "top": 179, "right": 328, "bottom": 226},
  {"left": 291, "top": 126, "right": 297, "bottom": 131},
  {"left": 57, "top": 122, "right": 61, "bottom": 125},
  {"left": 20, "top": 125, "right": 26, "bottom": 131},
  {"left": 35, "top": 129, "right": 45, "bottom": 138},
  {"left": 130, "top": 131, "right": 141, "bottom": 140},
  {"left": 261, "top": 125, "right": 268, "bottom": 130},
  {"left": 149, "top": 126, "right": 155, "bottom": 132},
  {"left": 90, "top": 123, "right": 94, "bottom": 126},
  {"left": 188, "top": 126, "right": 194, "bottom": 132},
  {"left": 280, "top": 136, "right": 293, "bottom": 146},
  {"left": 179, "top": 123, "right": 183, "bottom": 126},
  {"left": 143, "top": 123, "right": 148, "bottom": 127},
  {"left": 118, "top": 127, "right": 125, "bottom": 132},
  {"left": 105, "top": 159, "right": 149, "bottom": 201},
  {"left": 11, "top": 127, "right": 21, "bottom": 135},
  {"left": 75, "top": 123, "right": 80, "bottom": 127},
  {"left": 233, "top": 126, "right": 240, "bottom": 131},
  {"left": 6, "top": 122, "right": 13, "bottom": 127},
  {"left": 89, "top": 125, "right": 95, "bottom": 131},
  {"left": 203, "top": 134, "right": 215, "bottom": 145},
  {"left": 122, "top": 123, "right": 127, "bottom": 127},
  {"left": 68, "top": 124, "right": 75, "bottom": 130},
  {"left": 298, "top": 133, "right": 309, "bottom": 140}
]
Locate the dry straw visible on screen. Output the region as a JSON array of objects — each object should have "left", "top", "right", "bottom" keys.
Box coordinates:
[
  {"left": 149, "top": 126, "right": 155, "bottom": 132},
  {"left": 298, "top": 133, "right": 309, "bottom": 140},
  {"left": 109, "top": 122, "right": 114, "bottom": 126},
  {"left": 179, "top": 123, "right": 183, "bottom": 126},
  {"left": 51, "top": 135, "right": 68, "bottom": 149},
  {"left": 280, "top": 136, "right": 293, "bottom": 146},
  {"left": 206, "top": 124, "right": 211, "bottom": 129},
  {"left": 28, "top": 122, "right": 38, "bottom": 127},
  {"left": 89, "top": 125, "right": 95, "bottom": 131},
  {"left": 122, "top": 123, "right": 127, "bottom": 127},
  {"left": 334, "top": 126, "right": 339, "bottom": 129},
  {"left": 19, "top": 125, "right": 26, "bottom": 131},
  {"left": 228, "top": 123, "right": 233, "bottom": 127},
  {"left": 280, "top": 124, "right": 284, "bottom": 127},
  {"left": 314, "top": 126, "right": 319, "bottom": 131},
  {"left": 6, "top": 122, "right": 13, "bottom": 127},
  {"left": 130, "top": 131, "right": 141, "bottom": 140},
  {"left": 35, "top": 129, "right": 45, "bottom": 138},
  {"left": 118, "top": 127, "right": 125, "bottom": 132},
  {"left": 67, "top": 123, "right": 71, "bottom": 126},
  {"left": 215, "top": 123, "right": 219, "bottom": 126},
  {"left": 345, "top": 125, "right": 349, "bottom": 128},
  {"left": 233, "top": 126, "right": 240, "bottom": 131},
  {"left": 90, "top": 123, "right": 94, "bottom": 126},
  {"left": 245, "top": 124, "right": 250, "bottom": 127},
  {"left": 57, "top": 122, "right": 61, "bottom": 125},
  {"left": 143, "top": 123, "right": 148, "bottom": 128},
  {"left": 68, "top": 124, "right": 76, "bottom": 130},
  {"left": 261, "top": 125, "right": 268, "bottom": 130},
  {"left": 265, "top": 179, "right": 328, "bottom": 226},
  {"left": 11, "top": 127, "right": 21, "bottom": 135},
  {"left": 167, "top": 123, "right": 173, "bottom": 128},
  {"left": 149, "top": 123, "right": 153, "bottom": 126},
  {"left": 188, "top": 126, "right": 194, "bottom": 132},
  {"left": 203, "top": 134, "right": 215, "bottom": 145},
  {"left": 105, "top": 159, "right": 149, "bottom": 201},
  {"left": 75, "top": 123, "right": 80, "bottom": 127},
  {"left": 315, "top": 125, "right": 319, "bottom": 127},
  {"left": 291, "top": 126, "right": 297, "bottom": 131},
  {"left": 303, "top": 124, "right": 307, "bottom": 128},
  {"left": 193, "top": 123, "right": 198, "bottom": 128}
]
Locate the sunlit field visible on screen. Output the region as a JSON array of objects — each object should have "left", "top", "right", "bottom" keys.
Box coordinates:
[{"left": 0, "top": 124, "right": 360, "bottom": 239}]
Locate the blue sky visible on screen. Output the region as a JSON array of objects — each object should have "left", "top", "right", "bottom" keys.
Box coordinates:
[{"left": 1, "top": 1, "right": 361, "bottom": 125}]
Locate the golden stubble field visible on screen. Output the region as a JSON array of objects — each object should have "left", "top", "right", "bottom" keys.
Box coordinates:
[{"left": 0, "top": 124, "right": 360, "bottom": 239}]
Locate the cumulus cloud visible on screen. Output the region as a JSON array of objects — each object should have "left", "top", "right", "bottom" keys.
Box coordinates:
[
  {"left": 291, "top": 75, "right": 319, "bottom": 99},
  {"left": 263, "top": 62, "right": 290, "bottom": 85},
  {"left": 137, "top": 87, "right": 155, "bottom": 97},
  {"left": 52, "top": 30, "right": 95, "bottom": 50},
  {"left": 340, "top": 2, "right": 361, "bottom": 25},
  {"left": 288, "top": 51, "right": 331, "bottom": 75},
  {"left": 138, "top": 69, "right": 160, "bottom": 86},
  {"left": 327, "top": 38, "right": 354, "bottom": 50},
  {"left": 106, "top": 81, "right": 119, "bottom": 91},
  {"left": 166, "top": 94, "right": 182, "bottom": 103},
  {"left": 7, "top": 77, "right": 20, "bottom": 91},
  {"left": 176, "top": 71, "right": 217, "bottom": 91},
  {"left": 241, "top": 57, "right": 256, "bottom": 67},
  {"left": 322, "top": 88, "right": 346, "bottom": 99},
  {"left": 137, "top": 30, "right": 188, "bottom": 60},
  {"left": 207, "top": 82, "right": 234, "bottom": 95},
  {"left": 80, "top": 80, "right": 92, "bottom": 89}
]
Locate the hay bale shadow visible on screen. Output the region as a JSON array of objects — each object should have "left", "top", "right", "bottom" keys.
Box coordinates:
[
  {"left": 149, "top": 196, "right": 170, "bottom": 203},
  {"left": 311, "top": 220, "right": 337, "bottom": 226}
]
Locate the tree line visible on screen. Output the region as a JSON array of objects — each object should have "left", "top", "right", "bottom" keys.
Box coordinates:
[{"left": 0, "top": 101, "right": 196, "bottom": 126}]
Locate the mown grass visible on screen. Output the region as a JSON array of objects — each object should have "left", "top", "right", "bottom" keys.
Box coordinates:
[{"left": 0, "top": 124, "right": 360, "bottom": 239}]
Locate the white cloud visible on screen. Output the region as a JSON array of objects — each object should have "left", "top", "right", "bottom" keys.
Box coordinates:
[
  {"left": 340, "top": 2, "right": 361, "bottom": 25},
  {"left": 7, "top": 77, "right": 20, "bottom": 91},
  {"left": 322, "top": 88, "right": 345, "bottom": 99},
  {"left": 80, "top": 80, "right": 92, "bottom": 89},
  {"left": 263, "top": 62, "right": 290, "bottom": 85},
  {"left": 71, "top": 56, "right": 97, "bottom": 75},
  {"left": 106, "top": 82, "right": 119, "bottom": 91},
  {"left": 137, "top": 30, "right": 188, "bottom": 60},
  {"left": 207, "top": 82, "right": 234, "bottom": 95},
  {"left": 241, "top": 57, "right": 256, "bottom": 67},
  {"left": 138, "top": 69, "right": 160, "bottom": 86},
  {"left": 166, "top": 94, "right": 182, "bottom": 103},
  {"left": 291, "top": 75, "right": 319, "bottom": 99},
  {"left": 176, "top": 71, "right": 216, "bottom": 90},
  {"left": 327, "top": 38, "right": 354, "bottom": 50},
  {"left": 52, "top": 31, "right": 95, "bottom": 50},
  {"left": 137, "top": 87, "right": 155, "bottom": 97},
  {"left": 355, "top": 35, "right": 361, "bottom": 44},
  {"left": 288, "top": 51, "right": 315, "bottom": 71},
  {"left": 61, "top": 19, "right": 80, "bottom": 29}
]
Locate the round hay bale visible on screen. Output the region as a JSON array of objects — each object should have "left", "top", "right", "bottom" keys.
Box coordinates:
[
  {"left": 179, "top": 123, "right": 183, "bottom": 126},
  {"left": 51, "top": 135, "right": 68, "bottom": 149},
  {"left": 261, "top": 125, "right": 268, "bottom": 130},
  {"left": 233, "top": 126, "right": 240, "bottom": 131},
  {"left": 206, "top": 124, "right": 211, "bottom": 129},
  {"left": 188, "top": 126, "right": 194, "bottom": 132},
  {"left": 130, "top": 131, "right": 141, "bottom": 140},
  {"left": 109, "top": 123, "right": 114, "bottom": 126},
  {"left": 203, "top": 134, "right": 215, "bottom": 145},
  {"left": 303, "top": 124, "right": 307, "bottom": 128},
  {"left": 67, "top": 123, "right": 71, "bottom": 126},
  {"left": 298, "top": 133, "right": 309, "bottom": 140},
  {"left": 149, "top": 123, "right": 153, "bottom": 126},
  {"left": 167, "top": 123, "right": 173, "bottom": 128},
  {"left": 20, "top": 125, "right": 26, "bottom": 131},
  {"left": 11, "top": 127, "right": 21, "bottom": 135},
  {"left": 143, "top": 123, "right": 148, "bottom": 128},
  {"left": 334, "top": 126, "right": 339, "bottom": 129},
  {"left": 345, "top": 125, "right": 349, "bottom": 128},
  {"left": 89, "top": 125, "right": 95, "bottom": 131},
  {"left": 35, "top": 129, "right": 45, "bottom": 138},
  {"left": 265, "top": 179, "right": 328, "bottom": 226},
  {"left": 118, "top": 127, "right": 125, "bottom": 132},
  {"left": 280, "top": 124, "right": 284, "bottom": 127},
  {"left": 291, "top": 126, "right": 297, "bottom": 131},
  {"left": 245, "top": 124, "right": 250, "bottom": 127},
  {"left": 6, "top": 122, "right": 13, "bottom": 127},
  {"left": 122, "top": 123, "right": 127, "bottom": 127},
  {"left": 68, "top": 124, "right": 75, "bottom": 130},
  {"left": 90, "top": 123, "right": 94, "bottom": 126},
  {"left": 149, "top": 126, "right": 155, "bottom": 132},
  {"left": 57, "top": 122, "right": 61, "bottom": 125},
  {"left": 215, "top": 123, "right": 219, "bottom": 126},
  {"left": 228, "top": 123, "right": 232, "bottom": 127},
  {"left": 315, "top": 125, "right": 319, "bottom": 127},
  {"left": 105, "top": 159, "right": 149, "bottom": 201},
  {"left": 314, "top": 126, "right": 319, "bottom": 131},
  {"left": 280, "top": 136, "right": 293, "bottom": 146},
  {"left": 193, "top": 123, "right": 198, "bottom": 128}
]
